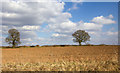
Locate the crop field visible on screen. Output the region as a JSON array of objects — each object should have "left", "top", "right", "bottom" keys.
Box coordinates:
[{"left": 1, "top": 46, "right": 119, "bottom": 71}]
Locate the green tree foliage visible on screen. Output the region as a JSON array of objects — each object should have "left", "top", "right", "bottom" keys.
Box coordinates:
[
  {"left": 72, "top": 30, "right": 90, "bottom": 45},
  {"left": 5, "top": 29, "right": 21, "bottom": 47}
]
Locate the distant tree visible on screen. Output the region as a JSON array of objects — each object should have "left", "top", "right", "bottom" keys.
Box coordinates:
[
  {"left": 72, "top": 30, "right": 90, "bottom": 45},
  {"left": 5, "top": 29, "right": 21, "bottom": 47}
]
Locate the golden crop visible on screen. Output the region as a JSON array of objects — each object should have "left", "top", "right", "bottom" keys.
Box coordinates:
[{"left": 1, "top": 46, "right": 119, "bottom": 71}]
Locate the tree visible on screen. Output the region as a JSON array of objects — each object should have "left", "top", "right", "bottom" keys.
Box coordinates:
[
  {"left": 5, "top": 29, "right": 21, "bottom": 47},
  {"left": 72, "top": 30, "right": 90, "bottom": 45}
]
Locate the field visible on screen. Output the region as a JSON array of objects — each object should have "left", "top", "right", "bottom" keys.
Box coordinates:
[{"left": 1, "top": 46, "right": 119, "bottom": 71}]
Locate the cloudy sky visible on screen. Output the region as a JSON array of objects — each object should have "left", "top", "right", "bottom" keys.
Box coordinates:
[{"left": 0, "top": 1, "right": 118, "bottom": 46}]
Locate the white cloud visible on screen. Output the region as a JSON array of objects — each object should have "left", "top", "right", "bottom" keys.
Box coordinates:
[
  {"left": 22, "top": 25, "right": 40, "bottom": 30},
  {"left": 48, "top": 20, "right": 103, "bottom": 36},
  {"left": 21, "top": 38, "right": 32, "bottom": 42},
  {"left": 78, "top": 22, "right": 103, "bottom": 31},
  {"left": 108, "top": 14, "right": 114, "bottom": 19},
  {"left": 48, "top": 20, "right": 76, "bottom": 34},
  {"left": 88, "top": 32, "right": 97, "bottom": 35},
  {"left": 48, "top": 15, "right": 116, "bottom": 36},
  {"left": 87, "top": 30, "right": 118, "bottom": 45},
  {"left": 68, "top": 2, "right": 82, "bottom": 11},
  {"left": 38, "top": 37, "right": 45, "bottom": 41},
  {"left": 92, "top": 15, "right": 116, "bottom": 24},
  {"left": 68, "top": 3, "right": 78, "bottom": 11},
  {"left": 52, "top": 33, "right": 60, "bottom": 37},
  {"left": 52, "top": 33, "right": 67, "bottom": 37},
  {"left": 107, "top": 31, "right": 118, "bottom": 36},
  {"left": 2, "top": 1, "right": 66, "bottom": 25}
]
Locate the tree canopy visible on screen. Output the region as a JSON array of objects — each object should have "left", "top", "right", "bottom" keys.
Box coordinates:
[
  {"left": 72, "top": 30, "right": 90, "bottom": 45},
  {"left": 5, "top": 29, "right": 21, "bottom": 47}
]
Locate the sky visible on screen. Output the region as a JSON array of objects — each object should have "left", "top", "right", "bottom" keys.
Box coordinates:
[{"left": 0, "top": 1, "right": 119, "bottom": 46}]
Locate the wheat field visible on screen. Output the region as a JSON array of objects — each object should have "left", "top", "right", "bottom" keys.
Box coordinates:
[{"left": 1, "top": 46, "right": 119, "bottom": 71}]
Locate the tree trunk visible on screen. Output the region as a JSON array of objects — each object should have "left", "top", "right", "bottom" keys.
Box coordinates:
[
  {"left": 12, "top": 40, "right": 15, "bottom": 48},
  {"left": 79, "top": 42, "right": 81, "bottom": 46}
]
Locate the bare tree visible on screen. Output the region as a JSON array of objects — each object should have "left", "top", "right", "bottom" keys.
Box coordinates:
[
  {"left": 72, "top": 30, "right": 90, "bottom": 45},
  {"left": 5, "top": 29, "right": 21, "bottom": 47}
]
